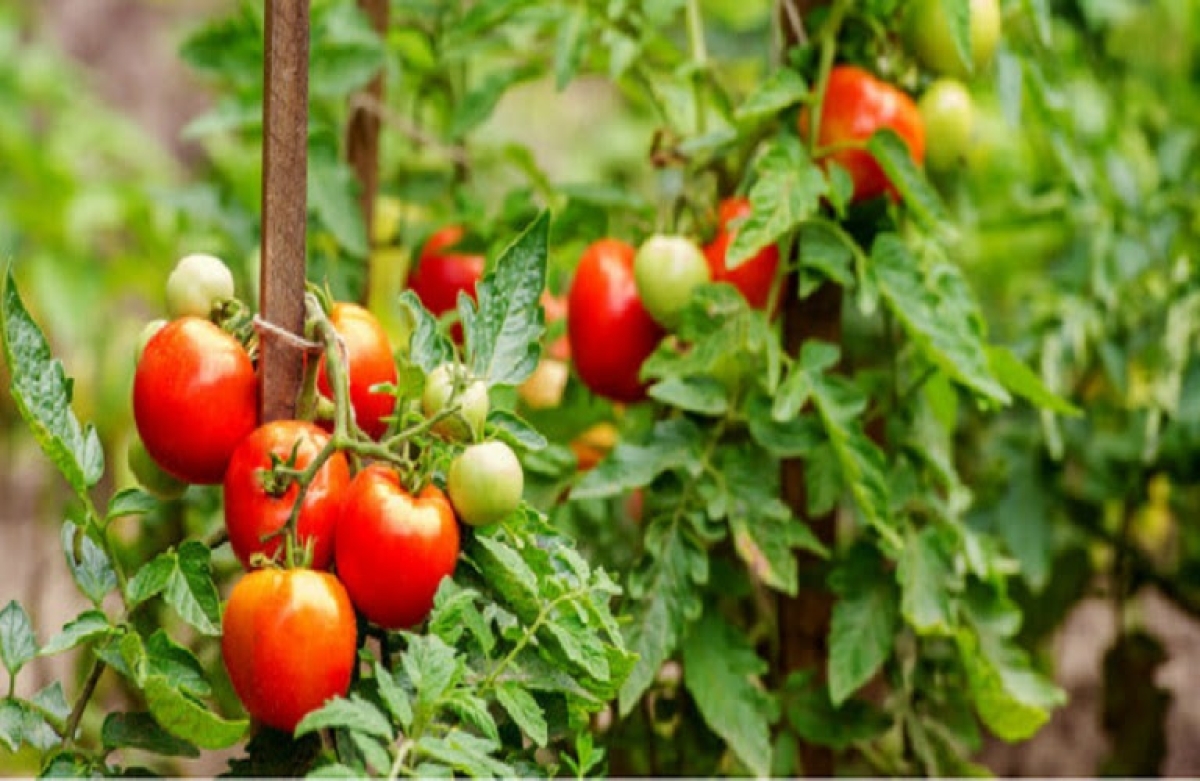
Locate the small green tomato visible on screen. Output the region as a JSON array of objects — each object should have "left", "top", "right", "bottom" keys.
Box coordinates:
[
  {"left": 127, "top": 436, "right": 187, "bottom": 500},
  {"left": 919, "top": 78, "right": 975, "bottom": 172},
  {"left": 422, "top": 363, "right": 489, "bottom": 440},
  {"left": 633, "top": 234, "right": 711, "bottom": 329},
  {"left": 166, "top": 253, "right": 235, "bottom": 319},
  {"left": 447, "top": 441, "right": 524, "bottom": 527}
]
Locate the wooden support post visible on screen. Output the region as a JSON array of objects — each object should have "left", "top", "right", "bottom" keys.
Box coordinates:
[
  {"left": 776, "top": 0, "right": 839, "bottom": 776},
  {"left": 347, "top": 0, "right": 388, "bottom": 302},
  {"left": 259, "top": 0, "right": 311, "bottom": 424}
]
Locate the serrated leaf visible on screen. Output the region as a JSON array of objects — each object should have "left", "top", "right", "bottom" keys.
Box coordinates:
[
  {"left": 0, "top": 602, "right": 37, "bottom": 678},
  {"left": 468, "top": 535, "right": 541, "bottom": 624},
  {"left": 797, "top": 221, "right": 859, "bottom": 294},
  {"left": 401, "top": 290, "right": 455, "bottom": 373},
  {"left": 986, "top": 345, "right": 1080, "bottom": 416},
  {"left": 310, "top": 153, "right": 368, "bottom": 258},
  {"left": 163, "top": 542, "right": 221, "bottom": 636},
  {"left": 898, "top": 526, "right": 957, "bottom": 634},
  {"left": 784, "top": 671, "right": 891, "bottom": 749},
  {"left": 495, "top": 682, "right": 548, "bottom": 747},
  {"left": 746, "top": 394, "right": 823, "bottom": 457},
  {"left": 416, "top": 731, "right": 514, "bottom": 779},
  {"left": 295, "top": 695, "right": 393, "bottom": 741},
  {"left": 125, "top": 552, "right": 175, "bottom": 608},
  {"left": 486, "top": 409, "right": 547, "bottom": 451},
  {"left": 373, "top": 663, "right": 413, "bottom": 730},
  {"left": 956, "top": 629, "right": 1064, "bottom": 741},
  {"left": 402, "top": 634, "right": 464, "bottom": 717},
  {"left": 105, "top": 488, "right": 160, "bottom": 521},
  {"left": 101, "top": 712, "right": 200, "bottom": 758},
  {"left": 828, "top": 546, "right": 899, "bottom": 705},
  {"left": 727, "top": 136, "right": 828, "bottom": 267},
  {"left": 866, "top": 130, "right": 947, "bottom": 230},
  {"left": 618, "top": 519, "right": 706, "bottom": 715},
  {"left": 310, "top": 2, "right": 386, "bottom": 98},
  {"left": 872, "top": 235, "right": 1009, "bottom": 405},
  {"left": 444, "top": 689, "right": 498, "bottom": 742},
  {"left": 143, "top": 676, "right": 246, "bottom": 750},
  {"left": 736, "top": 68, "right": 809, "bottom": 120},
  {"left": 573, "top": 418, "right": 704, "bottom": 500},
  {"left": 463, "top": 213, "right": 547, "bottom": 386},
  {"left": 682, "top": 614, "right": 774, "bottom": 778},
  {"left": 33, "top": 682, "right": 70, "bottom": 722},
  {"left": 40, "top": 611, "right": 112, "bottom": 657},
  {"left": 349, "top": 731, "right": 393, "bottom": 776},
  {"left": 429, "top": 583, "right": 494, "bottom": 655},
  {"left": 648, "top": 376, "right": 729, "bottom": 416},
  {"left": 2, "top": 262, "right": 105, "bottom": 500},
  {"left": 544, "top": 615, "right": 610, "bottom": 682},
  {"left": 308, "top": 763, "right": 363, "bottom": 779},
  {"left": 0, "top": 698, "right": 59, "bottom": 752},
  {"left": 145, "top": 630, "right": 211, "bottom": 698},
  {"left": 60, "top": 522, "right": 116, "bottom": 606}
]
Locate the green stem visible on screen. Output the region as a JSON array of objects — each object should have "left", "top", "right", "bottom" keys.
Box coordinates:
[
  {"left": 685, "top": 0, "right": 708, "bottom": 134},
  {"left": 805, "top": 0, "right": 851, "bottom": 158},
  {"left": 61, "top": 658, "right": 105, "bottom": 750}
]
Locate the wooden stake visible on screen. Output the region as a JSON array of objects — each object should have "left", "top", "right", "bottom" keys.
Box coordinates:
[
  {"left": 258, "top": 0, "right": 311, "bottom": 424},
  {"left": 348, "top": 0, "right": 388, "bottom": 303},
  {"left": 776, "top": 0, "right": 839, "bottom": 776}
]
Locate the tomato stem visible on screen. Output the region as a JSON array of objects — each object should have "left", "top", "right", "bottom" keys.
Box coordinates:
[
  {"left": 805, "top": 0, "right": 851, "bottom": 158},
  {"left": 685, "top": 0, "right": 708, "bottom": 135}
]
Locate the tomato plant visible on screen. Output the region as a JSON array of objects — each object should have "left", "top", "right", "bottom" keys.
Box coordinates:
[
  {"left": 421, "top": 362, "right": 489, "bottom": 441},
  {"left": 567, "top": 238, "right": 664, "bottom": 403},
  {"left": 221, "top": 568, "right": 357, "bottom": 733},
  {"left": 132, "top": 316, "right": 257, "bottom": 485},
  {"left": 222, "top": 420, "right": 350, "bottom": 570}
]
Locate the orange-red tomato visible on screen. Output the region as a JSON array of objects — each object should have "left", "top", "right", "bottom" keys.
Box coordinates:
[
  {"left": 317, "top": 303, "right": 397, "bottom": 440},
  {"left": 704, "top": 197, "right": 781, "bottom": 310},
  {"left": 222, "top": 421, "right": 350, "bottom": 570},
  {"left": 133, "top": 317, "right": 257, "bottom": 485},
  {"left": 799, "top": 65, "right": 926, "bottom": 203},
  {"left": 567, "top": 239, "right": 664, "bottom": 404},
  {"left": 334, "top": 466, "right": 460, "bottom": 629},
  {"left": 221, "top": 568, "right": 356, "bottom": 733}
]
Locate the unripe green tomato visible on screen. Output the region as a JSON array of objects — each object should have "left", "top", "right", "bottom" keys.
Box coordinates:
[
  {"left": 127, "top": 437, "right": 188, "bottom": 499},
  {"left": 135, "top": 319, "right": 167, "bottom": 364},
  {"left": 919, "top": 78, "right": 975, "bottom": 172},
  {"left": 907, "top": 0, "right": 1001, "bottom": 79},
  {"left": 633, "top": 235, "right": 710, "bottom": 329},
  {"left": 166, "top": 253, "right": 235, "bottom": 319},
  {"left": 422, "top": 363, "right": 489, "bottom": 440},
  {"left": 447, "top": 441, "right": 524, "bottom": 527}
]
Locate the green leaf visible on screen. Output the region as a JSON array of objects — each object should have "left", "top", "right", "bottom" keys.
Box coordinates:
[
  {"left": 986, "top": 345, "right": 1080, "bottom": 416},
  {"left": 553, "top": 5, "right": 586, "bottom": 88},
  {"left": 449, "top": 64, "right": 540, "bottom": 138},
  {"left": 784, "top": 671, "right": 891, "bottom": 750},
  {"left": 682, "top": 614, "right": 774, "bottom": 778},
  {"left": 125, "top": 552, "right": 175, "bottom": 608},
  {"left": 295, "top": 695, "right": 394, "bottom": 741},
  {"left": 797, "top": 221, "right": 859, "bottom": 295},
  {"left": 735, "top": 69, "right": 809, "bottom": 120},
  {"left": 486, "top": 409, "right": 547, "bottom": 451},
  {"left": 618, "top": 519, "right": 706, "bottom": 715},
  {"left": 402, "top": 634, "right": 464, "bottom": 718},
  {"left": 866, "top": 130, "right": 948, "bottom": 231},
  {"left": 648, "top": 376, "right": 729, "bottom": 416},
  {"left": 349, "top": 731, "right": 392, "bottom": 776},
  {"left": 828, "top": 546, "right": 899, "bottom": 705},
  {"left": 101, "top": 712, "right": 200, "bottom": 758},
  {"left": 61, "top": 522, "right": 116, "bottom": 606},
  {"left": 178, "top": 5, "right": 262, "bottom": 86},
  {"left": 940, "top": 0, "right": 973, "bottom": 71},
  {"left": 573, "top": 419, "right": 704, "bottom": 500},
  {"left": 401, "top": 290, "right": 455, "bottom": 374},
  {"left": 495, "top": 682, "right": 548, "bottom": 747},
  {"left": 898, "top": 526, "right": 958, "bottom": 635},
  {"left": 727, "top": 136, "right": 828, "bottom": 267},
  {"left": 40, "top": 610, "right": 112, "bottom": 657},
  {"left": 373, "top": 663, "right": 413, "bottom": 730},
  {"left": 33, "top": 682, "right": 70, "bottom": 723},
  {"left": 464, "top": 213, "right": 548, "bottom": 386},
  {"left": 0, "top": 697, "right": 59, "bottom": 752},
  {"left": 143, "top": 675, "right": 247, "bottom": 750},
  {"left": 872, "top": 235, "right": 1009, "bottom": 405},
  {"left": 416, "top": 731, "right": 514, "bottom": 778},
  {"left": 145, "top": 630, "right": 211, "bottom": 698},
  {"left": 310, "top": 2, "right": 386, "bottom": 98},
  {"left": 0, "top": 602, "right": 37, "bottom": 678},
  {"left": 1, "top": 269, "right": 104, "bottom": 499},
  {"left": 443, "top": 690, "right": 498, "bottom": 743},
  {"left": 309, "top": 153, "right": 368, "bottom": 258},
  {"left": 162, "top": 542, "right": 222, "bottom": 636},
  {"left": 105, "top": 488, "right": 160, "bottom": 521},
  {"left": 468, "top": 535, "right": 541, "bottom": 625},
  {"left": 746, "top": 394, "right": 823, "bottom": 457},
  {"left": 956, "top": 628, "right": 1064, "bottom": 741}
]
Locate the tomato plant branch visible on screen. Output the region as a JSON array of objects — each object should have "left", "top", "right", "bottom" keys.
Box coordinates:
[
  {"left": 61, "top": 657, "right": 106, "bottom": 750},
  {"left": 805, "top": 0, "right": 850, "bottom": 157},
  {"left": 685, "top": 0, "right": 709, "bottom": 134}
]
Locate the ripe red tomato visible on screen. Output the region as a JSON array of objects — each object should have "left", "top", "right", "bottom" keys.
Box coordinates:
[
  {"left": 408, "top": 225, "right": 485, "bottom": 342},
  {"left": 798, "top": 65, "right": 926, "bottom": 203},
  {"left": 133, "top": 317, "right": 257, "bottom": 485},
  {"left": 567, "top": 239, "right": 664, "bottom": 404},
  {"left": 222, "top": 568, "right": 356, "bottom": 733},
  {"left": 223, "top": 421, "right": 350, "bottom": 571},
  {"left": 317, "top": 303, "right": 397, "bottom": 440},
  {"left": 335, "top": 466, "right": 460, "bottom": 629},
  {"left": 703, "top": 197, "right": 780, "bottom": 310}
]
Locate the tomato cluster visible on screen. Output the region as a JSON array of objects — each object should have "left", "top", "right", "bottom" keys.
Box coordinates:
[{"left": 129, "top": 254, "right": 528, "bottom": 734}]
